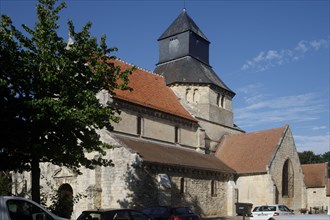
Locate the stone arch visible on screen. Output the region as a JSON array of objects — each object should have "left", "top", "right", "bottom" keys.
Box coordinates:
[
  {"left": 193, "top": 88, "right": 199, "bottom": 103},
  {"left": 186, "top": 88, "right": 195, "bottom": 103},
  {"left": 56, "top": 183, "right": 74, "bottom": 218},
  {"left": 282, "top": 159, "right": 294, "bottom": 197}
]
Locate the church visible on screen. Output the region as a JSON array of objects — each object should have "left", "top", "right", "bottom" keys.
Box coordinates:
[{"left": 13, "top": 8, "right": 325, "bottom": 219}]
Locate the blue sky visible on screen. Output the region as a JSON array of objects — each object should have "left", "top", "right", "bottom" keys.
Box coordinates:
[{"left": 1, "top": 0, "right": 329, "bottom": 154}]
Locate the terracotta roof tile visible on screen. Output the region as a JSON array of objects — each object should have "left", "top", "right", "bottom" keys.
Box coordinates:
[
  {"left": 111, "top": 59, "right": 196, "bottom": 122},
  {"left": 301, "top": 163, "right": 327, "bottom": 188},
  {"left": 215, "top": 126, "right": 287, "bottom": 174},
  {"left": 114, "top": 134, "right": 235, "bottom": 173}
]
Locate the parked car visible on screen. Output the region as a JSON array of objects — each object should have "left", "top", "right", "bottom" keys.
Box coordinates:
[
  {"left": 271, "top": 214, "right": 329, "bottom": 220},
  {"left": 251, "top": 204, "right": 294, "bottom": 220},
  {"left": 0, "top": 196, "right": 68, "bottom": 220},
  {"left": 76, "top": 208, "right": 153, "bottom": 220},
  {"left": 141, "top": 206, "right": 200, "bottom": 220}
]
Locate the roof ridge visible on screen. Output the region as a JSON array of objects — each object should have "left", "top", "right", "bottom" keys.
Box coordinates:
[
  {"left": 116, "top": 58, "right": 163, "bottom": 77},
  {"left": 224, "top": 125, "right": 287, "bottom": 137}
]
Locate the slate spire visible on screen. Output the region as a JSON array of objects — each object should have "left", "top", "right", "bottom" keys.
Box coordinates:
[{"left": 158, "top": 8, "right": 208, "bottom": 42}]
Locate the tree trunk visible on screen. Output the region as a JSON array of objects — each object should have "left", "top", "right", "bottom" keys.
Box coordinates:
[{"left": 31, "top": 157, "right": 40, "bottom": 204}]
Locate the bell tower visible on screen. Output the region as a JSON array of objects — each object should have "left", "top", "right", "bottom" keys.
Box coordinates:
[{"left": 154, "top": 9, "right": 236, "bottom": 128}]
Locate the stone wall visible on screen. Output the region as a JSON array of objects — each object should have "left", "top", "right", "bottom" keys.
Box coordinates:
[
  {"left": 306, "top": 187, "right": 328, "bottom": 213},
  {"left": 112, "top": 107, "right": 199, "bottom": 150},
  {"left": 236, "top": 173, "right": 275, "bottom": 206},
  {"left": 144, "top": 165, "right": 233, "bottom": 217}
]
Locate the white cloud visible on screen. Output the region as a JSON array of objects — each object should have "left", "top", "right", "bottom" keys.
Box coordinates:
[
  {"left": 235, "top": 92, "right": 327, "bottom": 128},
  {"left": 241, "top": 37, "right": 330, "bottom": 72},
  {"left": 294, "top": 134, "right": 330, "bottom": 154},
  {"left": 311, "top": 126, "right": 327, "bottom": 130}
]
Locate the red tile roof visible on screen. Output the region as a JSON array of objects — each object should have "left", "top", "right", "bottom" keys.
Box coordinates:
[
  {"left": 215, "top": 126, "right": 288, "bottom": 174},
  {"left": 301, "top": 163, "right": 327, "bottom": 188},
  {"left": 111, "top": 59, "right": 197, "bottom": 122},
  {"left": 114, "top": 134, "right": 235, "bottom": 173}
]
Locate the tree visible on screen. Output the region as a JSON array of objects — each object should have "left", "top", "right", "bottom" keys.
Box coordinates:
[
  {"left": 0, "top": 0, "right": 133, "bottom": 204},
  {"left": 298, "top": 151, "right": 323, "bottom": 164},
  {"left": 0, "top": 172, "right": 11, "bottom": 195}
]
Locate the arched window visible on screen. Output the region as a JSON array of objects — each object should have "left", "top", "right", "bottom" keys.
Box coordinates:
[
  {"left": 216, "top": 93, "right": 220, "bottom": 106},
  {"left": 193, "top": 89, "right": 199, "bottom": 103},
  {"left": 217, "top": 93, "right": 225, "bottom": 108},
  {"left": 282, "top": 159, "right": 294, "bottom": 197},
  {"left": 185, "top": 88, "right": 191, "bottom": 102},
  {"left": 220, "top": 95, "right": 225, "bottom": 108},
  {"left": 56, "top": 184, "right": 73, "bottom": 218}
]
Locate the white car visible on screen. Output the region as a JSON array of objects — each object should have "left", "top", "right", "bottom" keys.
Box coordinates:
[
  {"left": 0, "top": 196, "right": 68, "bottom": 220},
  {"left": 251, "top": 204, "right": 294, "bottom": 220}
]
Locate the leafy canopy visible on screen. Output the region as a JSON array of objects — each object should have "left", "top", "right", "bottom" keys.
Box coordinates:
[{"left": 0, "top": 0, "right": 133, "bottom": 174}]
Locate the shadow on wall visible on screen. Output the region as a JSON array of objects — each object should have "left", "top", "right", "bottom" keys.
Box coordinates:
[{"left": 116, "top": 163, "right": 203, "bottom": 216}]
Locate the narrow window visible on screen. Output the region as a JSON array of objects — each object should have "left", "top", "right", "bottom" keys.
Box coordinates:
[
  {"left": 220, "top": 95, "right": 225, "bottom": 108},
  {"left": 193, "top": 89, "right": 199, "bottom": 103},
  {"left": 211, "top": 180, "right": 217, "bottom": 197},
  {"left": 185, "top": 88, "right": 190, "bottom": 102},
  {"left": 216, "top": 93, "right": 220, "bottom": 106},
  {"left": 175, "top": 126, "right": 180, "bottom": 143},
  {"left": 180, "top": 177, "right": 185, "bottom": 194},
  {"left": 137, "top": 116, "right": 143, "bottom": 136}
]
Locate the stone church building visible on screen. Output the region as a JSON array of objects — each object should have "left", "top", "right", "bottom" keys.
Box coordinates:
[{"left": 13, "top": 9, "right": 313, "bottom": 219}]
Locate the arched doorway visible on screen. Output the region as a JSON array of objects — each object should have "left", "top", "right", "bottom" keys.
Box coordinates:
[{"left": 54, "top": 183, "right": 73, "bottom": 219}]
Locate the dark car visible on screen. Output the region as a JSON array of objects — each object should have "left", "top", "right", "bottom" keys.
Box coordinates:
[
  {"left": 141, "top": 206, "right": 200, "bottom": 220},
  {"left": 77, "top": 208, "right": 153, "bottom": 220}
]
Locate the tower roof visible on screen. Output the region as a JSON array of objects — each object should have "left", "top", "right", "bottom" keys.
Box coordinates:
[
  {"left": 158, "top": 9, "right": 208, "bottom": 41},
  {"left": 154, "top": 56, "right": 235, "bottom": 96}
]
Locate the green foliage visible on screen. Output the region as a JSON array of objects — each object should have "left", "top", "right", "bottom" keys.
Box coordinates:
[
  {"left": 0, "top": 172, "right": 12, "bottom": 195},
  {"left": 298, "top": 151, "right": 323, "bottom": 164},
  {"left": 0, "top": 0, "right": 134, "bottom": 200}
]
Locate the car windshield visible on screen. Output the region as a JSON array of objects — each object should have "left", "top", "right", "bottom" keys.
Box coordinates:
[{"left": 255, "top": 206, "right": 276, "bottom": 212}]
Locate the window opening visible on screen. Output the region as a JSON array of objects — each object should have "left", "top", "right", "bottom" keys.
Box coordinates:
[
  {"left": 282, "top": 159, "right": 294, "bottom": 197},
  {"left": 220, "top": 95, "right": 225, "bottom": 108},
  {"left": 137, "top": 116, "right": 143, "bottom": 136},
  {"left": 211, "top": 180, "right": 217, "bottom": 196},
  {"left": 175, "top": 126, "right": 180, "bottom": 143},
  {"left": 180, "top": 177, "right": 185, "bottom": 194}
]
